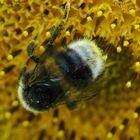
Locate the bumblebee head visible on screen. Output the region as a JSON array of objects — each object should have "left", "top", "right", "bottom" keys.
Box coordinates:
[{"left": 17, "top": 69, "right": 64, "bottom": 112}]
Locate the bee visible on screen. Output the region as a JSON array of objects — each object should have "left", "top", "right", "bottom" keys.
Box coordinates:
[{"left": 17, "top": 0, "right": 107, "bottom": 113}]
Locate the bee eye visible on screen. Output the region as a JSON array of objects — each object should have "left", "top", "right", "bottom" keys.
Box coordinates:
[{"left": 22, "top": 81, "right": 64, "bottom": 112}]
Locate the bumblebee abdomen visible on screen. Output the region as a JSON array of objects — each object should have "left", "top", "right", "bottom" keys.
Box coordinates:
[
  {"left": 56, "top": 39, "right": 107, "bottom": 87},
  {"left": 56, "top": 49, "right": 92, "bottom": 86}
]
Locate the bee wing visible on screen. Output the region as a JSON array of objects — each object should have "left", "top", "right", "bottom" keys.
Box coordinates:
[
  {"left": 64, "top": 72, "right": 106, "bottom": 109},
  {"left": 65, "top": 90, "right": 98, "bottom": 110},
  {"left": 72, "top": 88, "right": 98, "bottom": 103},
  {"left": 28, "top": 63, "right": 49, "bottom": 85}
]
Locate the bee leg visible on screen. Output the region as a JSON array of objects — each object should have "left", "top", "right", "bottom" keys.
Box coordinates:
[
  {"left": 27, "top": 37, "right": 40, "bottom": 64},
  {"left": 43, "top": 0, "right": 70, "bottom": 49},
  {"left": 66, "top": 102, "right": 77, "bottom": 110}
]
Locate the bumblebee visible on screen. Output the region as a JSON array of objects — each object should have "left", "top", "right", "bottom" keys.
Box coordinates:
[{"left": 17, "top": 0, "right": 107, "bottom": 113}]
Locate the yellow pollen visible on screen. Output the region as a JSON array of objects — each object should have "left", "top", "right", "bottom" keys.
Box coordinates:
[
  {"left": 123, "top": 40, "right": 129, "bottom": 47},
  {"left": 6, "top": 54, "right": 13, "bottom": 61},
  {"left": 0, "top": 71, "right": 5, "bottom": 77},
  {"left": 133, "top": 112, "right": 138, "bottom": 118},
  {"left": 45, "top": 31, "right": 51, "bottom": 39},
  {"left": 57, "top": 130, "right": 64, "bottom": 138},
  {"left": 119, "top": 124, "right": 125, "bottom": 130},
  {"left": 134, "top": 24, "right": 140, "bottom": 30},
  {"left": 97, "top": 10, "right": 103, "bottom": 17},
  {"left": 116, "top": 46, "right": 122, "bottom": 53},
  {"left": 22, "top": 30, "right": 28, "bottom": 37},
  {"left": 135, "top": 61, "right": 140, "bottom": 70},
  {"left": 125, "top": 81, "right": 132, "bottom": 88},
  {"left": 39, "top": 46, "right": 45, "bottom": 53},
  {"left": 12, "top": 100, "right": 19, "bottom": 107},
  {"left": 0, "top": 0, "right": 4, "bottom": 4},
  {"left": 65, "top": 31, "right": 70, "bottom": 37},
  {"left": 53, "top": 117, "right": 59, "bottom": 123},
  {"left": 87, "top": 16, "right": 92, "bottom": 22},
  {"left": 129, "top": 9, "right": 135, "bottom": 15},
  {"left": 22, "top": 120, "right": 30, "bottom": 127},
  {"left": 107, "top": 132, "right": 113, "bottom": 139},
  {"left": 110, "top": 23, "right": 116, "bottom": 29},
  {"left": 5, "top": 112, "right": 12, "bottom": 119}
]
